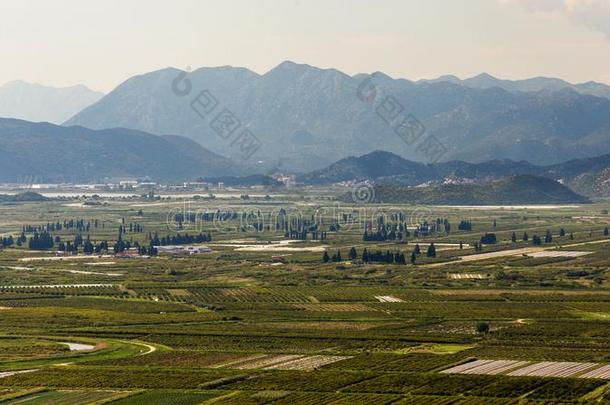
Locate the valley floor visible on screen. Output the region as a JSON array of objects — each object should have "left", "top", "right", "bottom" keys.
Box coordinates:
[{"left": 1, "top": 195, "right": 610, "bottom": 403}]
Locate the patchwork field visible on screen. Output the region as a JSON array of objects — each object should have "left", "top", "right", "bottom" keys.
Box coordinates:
[{"left": 1, "top": 194, "right": 610, "bottom": 402}]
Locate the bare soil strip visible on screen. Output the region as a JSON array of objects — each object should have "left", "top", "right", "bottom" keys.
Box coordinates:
[
  {"left": 213, "top": 354, "right": 351, "bottom": 371},
  {"left": 0, "top": 369, "right": 38, "bottom": 379},
  {"left": 443, "top": 359, "right": 604, "bottom": 379},
  {"left": 374, "top": 295, "right": 404, "bottom": 303},
  {"left": 527, "top": 251, "right": 592, "bottom": 258},
  {"left": 265, "top": 355, "right": 351, "bottom": 370},
  {"left": 580, "top": 365, "right": 610, "bottom": 379},
  {"left": 234, "top": 355, "right": 305, "bottom": 369},
  {"left": 448, "top": 273, "right": 485, "bottom": 279}
]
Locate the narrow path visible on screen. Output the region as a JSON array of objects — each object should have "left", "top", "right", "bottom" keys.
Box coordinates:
[
  {"left": 121, "top": 340, "right": 157, "bottom": 356},
  {"left": 561, "top": 238, "right": 610, "bottom": 248},
  {"left": 0, "top": 369, "right": 38, "bottom": 379}
]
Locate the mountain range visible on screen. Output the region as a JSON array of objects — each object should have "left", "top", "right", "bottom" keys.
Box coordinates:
[
  {"left": 65, "top": 62, "right": 610, "bottom": 171},
  {"left": 300, "top": 150, "right": 610, "bottom": 197},
  {"left": 0, "top": 80, "right": 103, "bottom": 124},
  {"left": 0, "top": 118, "right": 237, "bottom": 183},
  {"left": 418, "top": 73, "right": 610, "bottom": 100}
]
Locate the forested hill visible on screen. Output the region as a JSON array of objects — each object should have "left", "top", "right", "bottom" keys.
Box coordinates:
[
  {"left": 303, "top": 150, "right": 610, "bottom": 197},
  {"left": 0, "top": 118, "right": 239, "bottom": 182},
  {"left": 345, "top": 175, "right": 590, "bottom": 205}
]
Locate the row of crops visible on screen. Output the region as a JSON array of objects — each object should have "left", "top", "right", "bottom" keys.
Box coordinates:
[{"left": 4, "top": 367, "right": 603, "bottom": 402}]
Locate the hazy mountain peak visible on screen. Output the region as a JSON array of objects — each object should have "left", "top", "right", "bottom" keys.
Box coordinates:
[
  {"left": 436, "top": 74, "right": 462, "bottom": 83},
  {"left": 265, "top": 61, "right": 350, "bottom": 81},
  {"left": 0, "top": 80, "right": 103, "bottom": 124},
  {"left": 465, "top": 72, "right": 502, "bottom": 87},
  {"left": 470, "top": 72, "right": 497, "bottom": 80},
  {"left": 193, "top": 65, "right": 259, "bottom": 78},
  {"left": 269, "top": 60, "right": 318, "bottom": 74},
  {"left": 370, "top": 71, "right": 394, "bottom": 80},
  {"left": 3, "top": 79, "right": 30, "bottom": 88},
  {"left": 2, "top": 79, "right": 99, "bottom": 93}
]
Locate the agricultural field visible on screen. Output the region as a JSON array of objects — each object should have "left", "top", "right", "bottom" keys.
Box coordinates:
[{"left": 2, "top": 191, "right": 610, "bottom": 402}]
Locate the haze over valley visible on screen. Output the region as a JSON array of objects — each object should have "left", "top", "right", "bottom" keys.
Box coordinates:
[{"left": 3, "top": 1, "right": 610, "bottom": 403}]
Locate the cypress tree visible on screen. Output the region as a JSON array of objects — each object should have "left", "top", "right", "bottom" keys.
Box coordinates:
[
  {"left": 426, "top": 243, "right": 436, "bottom": 258},
  {"left": 323, "top": 251, "right": 330, "bottom": 263}
]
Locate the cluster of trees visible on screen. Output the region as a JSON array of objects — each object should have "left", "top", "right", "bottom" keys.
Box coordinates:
[
  {"left": 322, "top": 247, "right": 408, "bottom": 264},
  {"left": 0, "top": 235, "right": 15, "bottom": 248},
  {"left": 22, "top": 219, "right": 100, "bottom": 233},
  {"left": 285, "top": 230, "right": 327, "bottom": 241},
  {"left": 508, "top": 229, "right": 577, "bottom": 246},
  {"left": 530, "top": 231, "right": 554, "bottom": 245},
  {"left": 28, "top": 231, "right": 55, "bottom": 250},
  {"left": 362, "top": 227, "right": 408, "bottom": 242},
  {"left": 1, "top": 235, "right": 16, "bottom": 247},
  {"left": 120, "top": 223, "right": 144, "bottom": 233},
  {"left": 282, "top": 214, "right": 326, "bottom": 241},
  {"left": 14, "top": 228, "right": 106, "bottom": 254},
  {"left": 323, "top": 244, "right": 439, "bottom": 265},
  {"left": 322, "top": 250, "right": 343, "bottom": 262},
  {"left": 20, "top": 225, "right": 163, "bottom": 255},
  {"left": 148, "top": 232, "right": 212, "bottom": 246},
  {"left": 53, "top": 234, "right": 111, "bottom": 255},
  {"left": 112, "top": 234, "right": 157, "bottom": 256},
  {"left": 112, "top": 235, "right": 157, "bottom": 255},
  {"left": 436, "top": 218, "right": 451, "bottom": 234},
  {"left": 174, "top": 209, "right": 328, "bottom": 241},
  {"left": 480, "top": 233, "right": 497, "bottom": 244},
  {"left": 458, "top": 220, "right": 472, "bottom": 231},
  {"left": 5, "top": 220, "right": 182, "bottom": 257},
  {"left": 469, "top": 226, "right": 607, "bottom": 253},
  {"left": 362, "top": 217, "right": 471, "bottom": 243},
  {"left": 57, "top": 237, "right": 97, "bottom": 254},
  {"left": 112, "top": 234, "right": 130, "bottom": 253},
  {"left": 532, "top": 235, "right": 543, "bottom": 245},
  {"left": 363, "top": 248, "right": 407, "bottom": 264},
  {"left": 409, "top": 243, "right": 437, "bottom": 263}
]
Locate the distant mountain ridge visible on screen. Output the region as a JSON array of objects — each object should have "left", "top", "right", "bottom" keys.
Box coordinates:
[
  {"left": 418, "top": 73, "right": 610, "bottom": 100},
  {"left": 301, "top": 150, "right": 610, "bottom": 197},
  {"left": 300, "top": 151, "right": 541, "bottom": 185},
  {"left": 0, "top": 80, "right": 103, "bottom": 124},
  {"left": 352, "top": 175, "right": 590, "bottom": 205},
  {"left": 0, "top": 118, "right": 238, "bottom": 182},
  {"left": 65, "top": 62, "right": 610, "bottom": 171}
]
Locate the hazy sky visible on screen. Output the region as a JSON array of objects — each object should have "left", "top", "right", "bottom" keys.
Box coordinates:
[{"left": 1, "top": 0, "right": 609, "bottom": 92}]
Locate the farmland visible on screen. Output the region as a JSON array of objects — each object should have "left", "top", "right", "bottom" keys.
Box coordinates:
[{"left": 2, "top": 190, "right": 610, "bottom": 402}]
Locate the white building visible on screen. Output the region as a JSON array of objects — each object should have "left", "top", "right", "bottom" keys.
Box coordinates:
[{"left": 154, "top": 245, "right": 213, "bottom": 255}]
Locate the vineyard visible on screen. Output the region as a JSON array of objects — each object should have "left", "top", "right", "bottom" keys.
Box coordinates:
[{"left": 1, "top": 196, "right": 610, "bottom": 402}]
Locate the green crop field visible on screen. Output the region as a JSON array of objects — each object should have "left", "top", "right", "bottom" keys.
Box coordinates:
[{"left": 2, "top": 191, "right": 610, "bottom": 403}]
